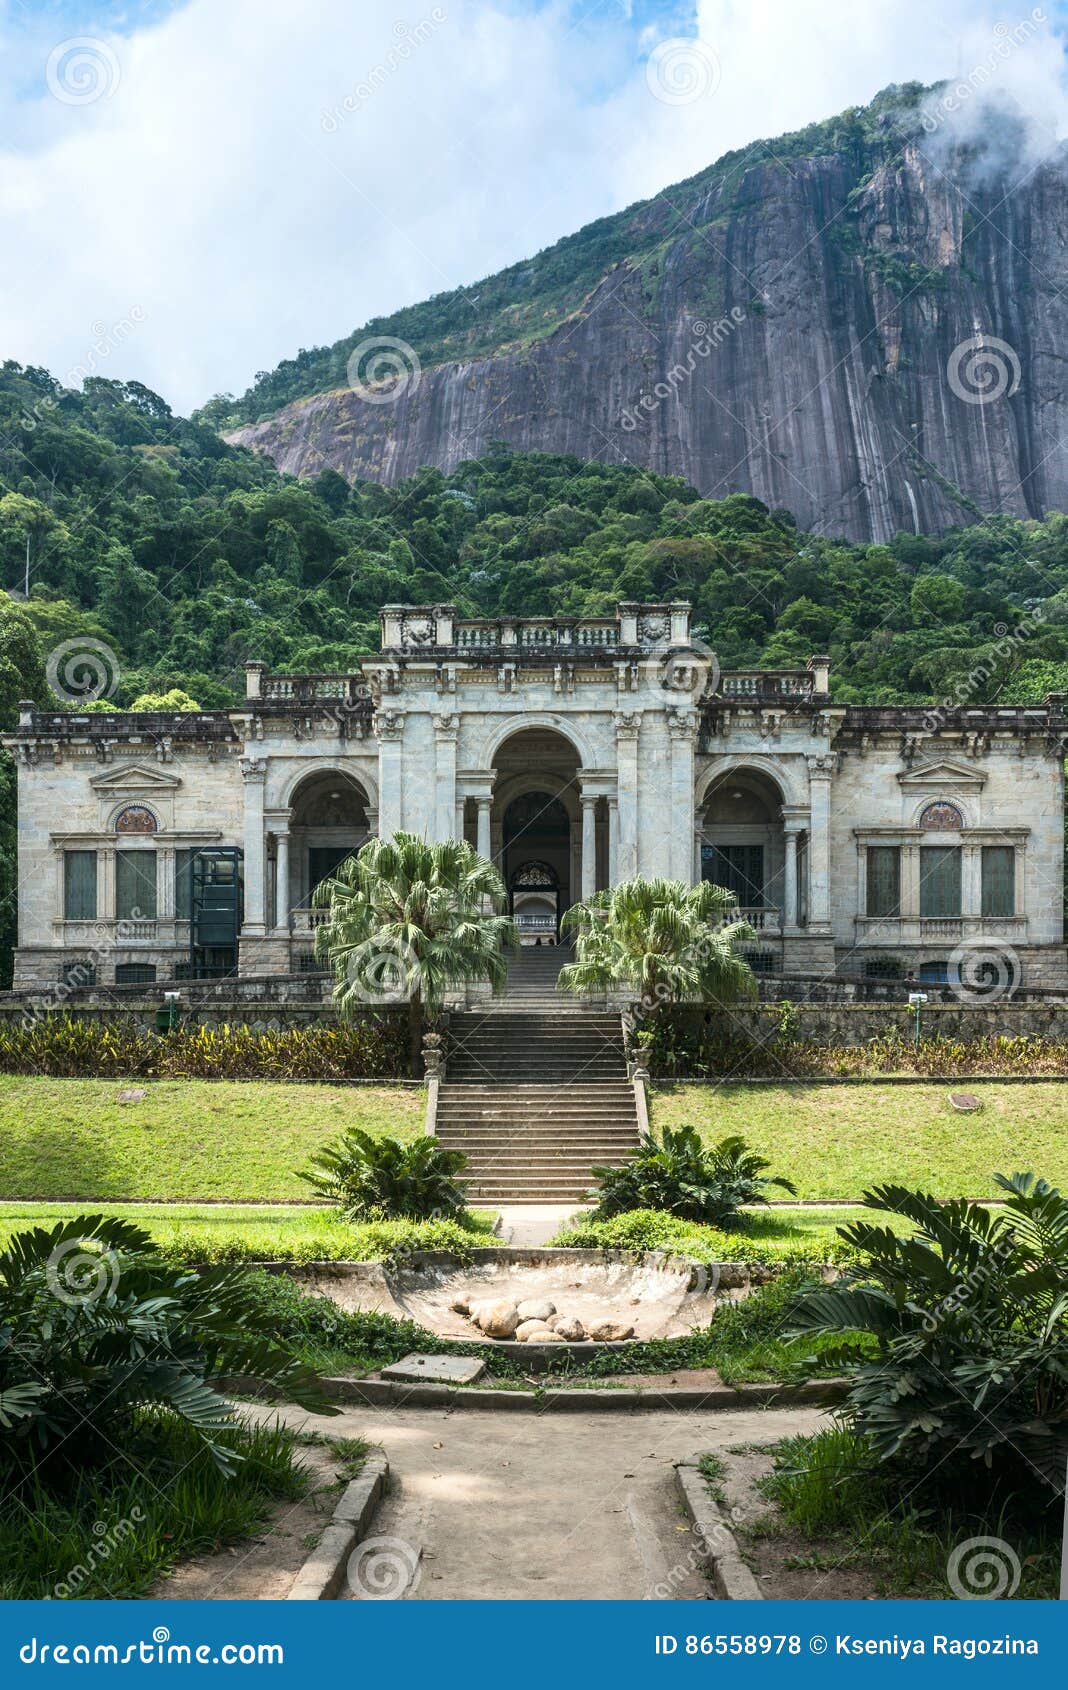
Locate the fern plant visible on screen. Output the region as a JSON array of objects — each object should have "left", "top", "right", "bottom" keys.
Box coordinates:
[
  {"left": 789, "top": 1172, "right": 1068, "bottom": 1493},
  {"left": 591, "top": 1127, "right": 796, "bottom": 1226},
  {"left": 0, "top": 1215, "right": 331, "bottom": 1480},
  {"left": 301, "top": 1129, "right": 469, "bottom": 1221}
]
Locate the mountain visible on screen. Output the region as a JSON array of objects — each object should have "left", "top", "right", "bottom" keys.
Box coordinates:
[{"left": 218, "top": 83, "right": 1068, "bottom": 544}]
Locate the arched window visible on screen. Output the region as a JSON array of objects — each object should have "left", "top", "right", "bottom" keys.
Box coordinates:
[
  {"left": 919, "top": 801, "right": 964, "bottom": 831},
  {"left": 114, "top": 804, "right": 158, "bottom": 835}
]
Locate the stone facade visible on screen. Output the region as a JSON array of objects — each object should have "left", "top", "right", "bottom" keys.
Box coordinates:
[{"left": 4, "top": 602, "right": 1066, "bottom": 992}]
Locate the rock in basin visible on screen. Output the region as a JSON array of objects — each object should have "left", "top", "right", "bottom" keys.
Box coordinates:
[{"left": 279, "top": 1248, "right": 727, "bottom": 1345}]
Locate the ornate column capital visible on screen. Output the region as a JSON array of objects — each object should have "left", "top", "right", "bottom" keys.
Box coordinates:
[
  {"left": 239, "top": 756, "right": 267, "bottom": 783},
  {"left": 666, "top": 707, "right": 698, "bottom": 741},
  {"left": 433, "top": 711, "right": 459, "bottom": 739},
  {"left": 613, "top": 710, "right": 642, "bottom": 740},
  {"left": 374, "top": 708, "right": 406, "bottom": 742}
]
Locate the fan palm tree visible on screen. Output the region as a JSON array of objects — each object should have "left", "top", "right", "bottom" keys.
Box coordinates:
[
  {"left": 314, "top": 833, "right": 517, "bottom": 1071},
  {"left": 558, "top": 876, "right": 756, "bottom": 1013}
]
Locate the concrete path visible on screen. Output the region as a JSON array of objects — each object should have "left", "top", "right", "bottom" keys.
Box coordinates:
[
  {"left": 494, "top": 1204, "right": 591, "bottom": 1247},
  {"left": 273, "top": 1401, "right": 826, "bottom": 1601}
]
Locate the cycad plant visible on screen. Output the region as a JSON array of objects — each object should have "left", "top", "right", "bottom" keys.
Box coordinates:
[
  {"left": 301, "top": 1128, "right": 468, "bottom": 1221},
  {"left": 591, "top": 1126, "right": 796, "bottom": 1226},
  {"left": 559, "top": 876, "right": 756, "bottom": 1012},
  {"left": 789, "top": 1173, "right": 1068, "bottom": 1495},
  {"left": 0, "top": 1215, "right": 330, "bottom": 1481},
  {"left": 314, "top": 833, "right": 516, "bottom": 1071}
]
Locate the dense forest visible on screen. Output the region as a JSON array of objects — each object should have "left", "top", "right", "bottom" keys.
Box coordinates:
[{"left": 3, "top": 356, "right": 1068, "bottom": 983}]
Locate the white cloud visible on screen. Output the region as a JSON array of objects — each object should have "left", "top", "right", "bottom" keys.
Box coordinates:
[{"left": 0, "top": 0, "right": 1064, "bottom": 413}]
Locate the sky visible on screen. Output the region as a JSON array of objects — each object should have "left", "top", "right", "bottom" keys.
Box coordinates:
[{"left": 1, "top": 0, "right": 1067, "bottom": 414}]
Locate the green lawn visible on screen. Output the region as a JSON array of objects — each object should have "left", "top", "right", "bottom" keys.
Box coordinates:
[
  {"left": 652, "top": 1081, "right": 1068, "bottom": 1200},
  {"left": 0, "top": 1078, "right": 424, "bottom": 1201}
]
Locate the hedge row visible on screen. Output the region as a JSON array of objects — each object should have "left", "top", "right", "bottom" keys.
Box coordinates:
[
  {"left": 647, "top": 1024, "right": 1068, "bottom": 1079},
  {"left": 0, "top": 1016, "right": 408, "bottom": 1080}
]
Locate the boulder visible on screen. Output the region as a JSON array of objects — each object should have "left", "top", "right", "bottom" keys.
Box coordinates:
[
  {"left": 516, "top": 1298, "right": 556, "bottom": 1323},
  {"left": 478, "top": 1301, "right": 521, "bottom": 1339},
  {"left": 552, "top": 1315, "right": 587, "bottom": 1341},
  {"left": 589, "top": 1320, "right": 635, "bottom": 1342},
  {"left": 515, "top": 1319, "right": 558, "bottom": 1342},
  {"left": 449, "top": 1297, "right": 471, "bottom": 1316}
]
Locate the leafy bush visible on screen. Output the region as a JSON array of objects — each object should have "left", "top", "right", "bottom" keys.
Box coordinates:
[
  {"left": 159, "top": 1211, "right": 497, "bottom": 1265},
  {"left": 0, "top": 1215, "right": 331, "bottom": 1481},
  {"left": 0, "top": 1015, "right": 407, "bottom": 1079},
  {"left": 643, "top": 1014, "right": 1068, "bottom": 1079},
  {"left": 790, "top": 1172, "right": 1068, "bottom": 1495},
  {"left": 300, "top": 1128, "right": 468, "bottom": 1221},
  {"left": 553, "top": 1206, "right": 855, "bottom": 1266},
  {"left": 591, "top": 1127, "right": 795, "bottom": 1226}
]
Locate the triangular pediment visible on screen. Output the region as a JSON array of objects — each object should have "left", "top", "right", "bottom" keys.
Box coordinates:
[
  {"left": 897, "top": 759, "right": 986, "bottom": 789},
  {"left": 89, "top": 763, "right": 182, "bottom": 792}
]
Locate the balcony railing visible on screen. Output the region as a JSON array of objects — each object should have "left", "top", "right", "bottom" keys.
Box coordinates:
[
  {"left": 719, "top": 672, "right": 814, "bottom": 700},
  {"left": 260, "top": 675, "right": 367, "bottom": 705}
]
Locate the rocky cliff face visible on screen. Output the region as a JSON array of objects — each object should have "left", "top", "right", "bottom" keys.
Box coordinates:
[{"left": 228, "top": 124, "right": 1068, "bottom": 543}]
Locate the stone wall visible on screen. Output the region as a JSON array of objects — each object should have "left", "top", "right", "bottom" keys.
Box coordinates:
[{"left": 669, "top": 1001, "right": 1068, "bottom": 1048}]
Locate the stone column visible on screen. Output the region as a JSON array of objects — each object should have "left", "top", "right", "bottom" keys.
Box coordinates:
[
  {"left": 581, "top": 796, "right": 597, "bottom": 899},
  {"left": 375, "top": 710, "right": 405, "bottom": 839},
  {"left": 99, "top": 847, "right": 116, "bottom": 921},
  {"left": 158, "top": 845, "right": 176, "bottom": 921},
  {"left": 240, "top": 757, "right": 267, "bottom": 936},
  {"left": 434, "top": 713, "right": 458, "bottom": 842},
  {"left": 962, "top": 841, "right": 981, "bottom": 919},
  {"left": 275, "top": 829, "right": 290, "bottom": 930},
  {"left": 613, "top": 712, "right": 641, "bottom": 881},
  {"left": 668, "top": 710, "right": 697, "bottom": 884},
  {"left": 607, "top": 797, "right": 619, "bottom": 886},
  {"left": 902, "top": 840, "right": 921, "bottom": 921},
  {"left": 476, "top": 797, "right": 492, "bottom": 862},
  {"left": 783, "top": 828, "right": 800, "bottom": 930},
  {"left": 455, "top": 798, "right": 466, "bottom": 845},
  {"left": 806, "top": 755, "right": 835, "bottom": 932}
]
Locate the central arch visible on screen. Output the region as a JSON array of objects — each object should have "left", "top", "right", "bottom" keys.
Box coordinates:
[
  {"left": 698, "top": 766, "right": 787, "bottom": 921},
  {"left": 284, "top": 769, "right": 370, "bottom": 921},
  {"left": 490, "top": 727, "right": 586, "bottom": 941}
]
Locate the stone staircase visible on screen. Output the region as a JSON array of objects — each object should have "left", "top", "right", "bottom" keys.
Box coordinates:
[{"left": 436, "top": 948, "right": 640, "bottom": 1203}]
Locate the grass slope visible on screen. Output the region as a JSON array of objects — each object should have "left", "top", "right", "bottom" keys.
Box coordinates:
[
  {"left": 652, "top": 1081, "right": 1068, "bottom": 1198},
  {"left": 0, "top": 1078, "right": 423, "bottom": 1201}
]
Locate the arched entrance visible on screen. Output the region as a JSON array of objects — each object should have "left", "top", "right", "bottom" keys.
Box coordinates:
[
  {"left": 491, "top": 727, "right": 590, "bottom": 940},
  {"left": 282, "top": 770, "right": 370, "bottom": 927},
  {"left": 698, "top": 767, "right": 789, "bottom": 929}
]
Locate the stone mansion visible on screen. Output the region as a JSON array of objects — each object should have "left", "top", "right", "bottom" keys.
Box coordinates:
[{"left": 5, "top": 603, "right": 1067, "bottom": 992}]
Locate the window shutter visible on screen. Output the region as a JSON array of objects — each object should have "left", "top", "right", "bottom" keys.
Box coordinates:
[
  {"left": 981, "top": 846, "right": 1015, "bottom": 918},
  {"left": 64, "top": 852, "right": 97, "bottom": 920},
  {"left": 116, "top": 851, "right": 157, "bottom": 920}
]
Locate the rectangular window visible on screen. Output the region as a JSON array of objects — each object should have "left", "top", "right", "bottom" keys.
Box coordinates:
[
  {"left": 866, "top": 847, "right": 900, "bottom": 917},
  {"left": 115, "top": 962, "right": 157, "bottom": 985},
  {"left": 920, "top": 845, "right": 962, "bottom": 917},
  {"left": 116, "top": 850, "right": 157, "bottom": 920},
  {"left": 981, "top": 846, "right": 1015, "bottom": 918},
  {"left": 64, "top": 851, "right": 97, "bottom": 920},
  {"left": 175, "top": 849, "right": 191, "bottom": 921}
]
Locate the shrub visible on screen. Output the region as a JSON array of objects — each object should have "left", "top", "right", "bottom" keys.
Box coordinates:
[
  {"left": 159, "top": 1211, "right": 497, "bottom": 1265},
  {"left": 553, "top": 1206, "right": 854, "bottom": 1266},
  {"left": 790, "top": 1172, "right": 1068, "bottom": 1496},
  {"left": 591, "top": 1127, "right": 796, "bottom": 1226},
  {"left": 0, "top": 1015, "right": 406, "bottom": 1079},
  {"left": 0, "top": 1215, "right": 331, "bottom": 1481},
  {"left": 300, "top": 1128, "right": 468, "bottom": 1221}
]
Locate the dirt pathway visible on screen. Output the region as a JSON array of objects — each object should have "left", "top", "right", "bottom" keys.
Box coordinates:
[{"left": 264, "top": 1401, "right": 826, "bottom": 1601}]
